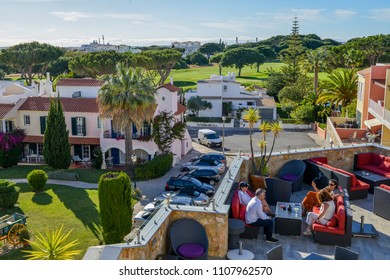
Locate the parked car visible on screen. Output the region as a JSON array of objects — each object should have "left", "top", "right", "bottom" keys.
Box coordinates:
[
  {"left": 133, "top": 197, "right": 194, "bottom": 227},
  {"left": 184, "top": 169, "right": 220, "bottom": 186},
  {"left": 181, "top": 159, "right": 225, "bottom": 174},
  {"left": 165, "top": 176, "right": 215, "bottom": 196},
  {"left": 197, "top": 129, "right": 222, "bottom": 147},
  {"left": 190, "top": 153, "right": 227, "bottom": 166},
  {"left": 156, "top": 189, "right": 210, "bottom": 206}
]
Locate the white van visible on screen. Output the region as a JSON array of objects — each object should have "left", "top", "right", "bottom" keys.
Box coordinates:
[{"left": 197, "top": 129, "right": 222, "bottom": 147}]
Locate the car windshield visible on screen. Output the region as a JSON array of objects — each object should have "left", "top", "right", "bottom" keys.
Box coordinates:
[
  {"left": 206, "top": 133, "right": 219, "bottom": 139},
  {"left": 189, "top": 178, "right": 202, "bottom": 187}
]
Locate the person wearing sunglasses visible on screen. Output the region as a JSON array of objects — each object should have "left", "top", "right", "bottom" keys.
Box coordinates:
[{"left": 302, "top": 179, "right": 343, "bottom": 215}]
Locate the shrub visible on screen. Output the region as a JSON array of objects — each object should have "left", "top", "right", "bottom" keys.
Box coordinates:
[
  {"left": 0, "top": 129, "right": 25, "bottom": 168},
  {"left": 0, "top": 179, "right": 20, "bottom": 208},
  {"left": 47, "top": 170, "right": 78, "bottom": 181},
  {"left": 27, "top": 169, "right": 48, "bottom": 192},
  {"left": 91, "top": 146, "right": 103, "bottom": 169},
  {"left": 135, "top": 154, "right": 173, "bottom": 180},
  {"left": 98, "top": 172, "right": 132, "bottom": 244}
]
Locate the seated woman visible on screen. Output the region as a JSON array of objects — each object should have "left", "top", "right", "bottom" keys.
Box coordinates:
[
  {"left": 303, "top": 189, "right": 335, "bottom": 235},
  {"left": 302, "top": 179, "right": 342, "bottom": 214},
  {"left": 238, "top": 181, "right": 275, "bottom": 217}
]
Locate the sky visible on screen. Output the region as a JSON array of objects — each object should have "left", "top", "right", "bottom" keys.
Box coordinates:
[{"left": 0, "top": 0, "right": 389, "bottom": 47}]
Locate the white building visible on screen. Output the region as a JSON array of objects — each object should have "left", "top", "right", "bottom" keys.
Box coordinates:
[
  {"left": 171, "top": 41, "right": 201, "bottom": 57},
  {"left": 185, "top": 73, "right": 277, "bottom": 120}
]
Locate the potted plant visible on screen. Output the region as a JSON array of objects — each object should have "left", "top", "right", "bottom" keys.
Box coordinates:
[{"left": 242, "top": 108, "right": 282, "bottom": 190}]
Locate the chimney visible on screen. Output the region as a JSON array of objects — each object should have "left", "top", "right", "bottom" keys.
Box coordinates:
[
  {"left": 170, "top": 76, "right": 174, "bottom": 85},
  {"left": 46, "top": 72, "right": 50, "bottom": 82}
]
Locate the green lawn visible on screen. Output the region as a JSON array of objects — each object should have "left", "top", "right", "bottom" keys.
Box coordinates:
[
  {"left": 0, "top": 165, "right": 110, "bottom": 184},
  {"left": 0, "top": 183, "right": 102, "bottom": 260},
  {"left": 168, "top": 62, "right": 286, "bottom": 90}
]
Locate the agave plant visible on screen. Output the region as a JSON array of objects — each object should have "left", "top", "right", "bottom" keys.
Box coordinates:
[{"left": 22, "top": 225, "right": 81, "bottom": 260}]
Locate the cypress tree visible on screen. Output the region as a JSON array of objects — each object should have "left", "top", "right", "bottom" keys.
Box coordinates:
[
  {"left": 98, "top": 172, "right": 133, "bottom": 244},
  {"left": 43, "top": 96, "right": 71, "bottom": 169}
]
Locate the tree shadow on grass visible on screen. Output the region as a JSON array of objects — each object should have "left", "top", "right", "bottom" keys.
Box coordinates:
[
  {"left": 51, "top": 186, "right": 102, "bottom": 242},
  {"left": 238, "top": 76, "right": 267, "bottom": 81},
  {"left": 172, "top": 81, "right": 196, "bottom": 87},
  {"left": 31, "top": 192, "right": 53, "bottom": 205}
]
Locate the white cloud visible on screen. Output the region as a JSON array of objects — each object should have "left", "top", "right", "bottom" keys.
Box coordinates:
[
  {"left": 290, "top": 9, "right": 324, "bottom": 22},
  {"left": 368, "top": 8, "right": 390, "bottom": 22},
  {"left": 51, "top": 11, "right": 95, "bottom": 22},
  {"left": 334, "top": 9, "right": 356, "bottom": 19},
  {"left": 103, "top": 13, "right": 152, "bottom": 21},
  {"left": 201, "top": 21, "right": 247, "bottom": 33},
  {"left": 44, "top": 28, "right": 57, "bottom": 34}
]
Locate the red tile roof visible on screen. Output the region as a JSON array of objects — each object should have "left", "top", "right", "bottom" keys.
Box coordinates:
[
  {"left": 0, "top": 104, "right": 15, "bottom": 119},
  {"left": 56, "top": 78, "right": 104, "bottom": 87},
  {"left": 174, "top": 103, "right": 187, "bottom": 116},
  {"left": 23, "top": 135, "right": 100, "bottom": 145},
  {"left": 18, "top": 97, "right": 99, "bottom": 113},
  {"left": 157, "top": 83, "right": 181, "bottom": 92}
]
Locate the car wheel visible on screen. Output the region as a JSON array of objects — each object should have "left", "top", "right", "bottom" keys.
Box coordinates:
[
  {"left": 182, "top": 167, "right": 189, "bottom": 172},
  {"left": 209, "top": 180, "right": 215, "bottom": 186}
]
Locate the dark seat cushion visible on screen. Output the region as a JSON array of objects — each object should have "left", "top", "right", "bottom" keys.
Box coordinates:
[
  {"left": 177, "top": 243, "right": 205, "bottom": 259},
  {"left": 281, "top": 174, "right": 298, "bottom": 181}
]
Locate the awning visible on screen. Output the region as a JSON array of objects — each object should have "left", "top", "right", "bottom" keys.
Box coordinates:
[{"left": 364, "top": 118, "right": 382, "bottom": 129}]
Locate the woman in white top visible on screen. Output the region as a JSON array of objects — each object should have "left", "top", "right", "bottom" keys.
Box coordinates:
[
  {"left": 303, "top": 189, "right": 336, "bottom": 235},
  {"left": 238, "top": 181, "right": 252, "bottom": 205}
]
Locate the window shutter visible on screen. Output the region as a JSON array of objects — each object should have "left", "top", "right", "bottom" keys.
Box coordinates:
[
  {"left": 132, "top": 123, "right": 138, "bottom": 135},
  {"left": 82, "top": 117, "right": 86, "bottom": 136},
  {"left": 147, "top": 123, "right": 151, "bottom": 136},
  {"left": 71, "top": 117, "right": 77, "bottom": 135},
  {"left": 40, "top": 116, "right": 46, "bottom": 134}
]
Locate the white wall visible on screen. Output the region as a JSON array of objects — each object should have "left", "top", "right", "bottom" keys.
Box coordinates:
[
  {"left": 197, "top": 100, "right": 222, "bottom": 117},
  {"left": 155, "top": 87, "right": 177, "bottom": 115},
  {"left": 57, "top": 86, "right": 101, "bottom": 98}
]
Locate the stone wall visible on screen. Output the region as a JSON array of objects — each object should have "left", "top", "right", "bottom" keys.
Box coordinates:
[{"left": 119, "top": 209, "right": 228, "bottom": 260}]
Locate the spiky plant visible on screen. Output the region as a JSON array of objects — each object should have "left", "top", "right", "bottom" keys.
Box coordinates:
[{"left": 22, "top": 225, "right": 81, "bottom": 260}]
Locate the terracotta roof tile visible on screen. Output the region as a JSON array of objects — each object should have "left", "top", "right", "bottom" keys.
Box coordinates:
[
  {"left": 18, "top": 97, "right": 99, "bottom": 113},
  {"left": 157, "top": 83, "right": 181, "bottom": 92},
  {"left": 0, "top": 104, "right": 15, "bottom": 119},
  {"left": 57, "top": 78, "right": 104, "bottom": 87},
  {"left": 174, "top": 103, "right": 187, "bottom": 116},
  {"left": 23, "top": 135, "right": 100, "bottom": 145}
]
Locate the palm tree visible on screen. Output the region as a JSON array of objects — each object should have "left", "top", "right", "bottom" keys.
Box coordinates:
[
  {"left": 98, "top": 64, "right": 156, "bottom": 177},
  {"left": 317, "top": 68, "right": 357, "bottom": 109},
  {"left": 302, "top": 48, "right": 328, "bottom": 95},
  {"left": 257, "top": 122, "right": 282, "bottom": 175},
  {"left": 242, "top": 107, "right": 260, "bottom": 174}
]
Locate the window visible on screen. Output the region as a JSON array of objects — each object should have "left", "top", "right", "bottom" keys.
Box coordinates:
[
  {"left": 37, "top": 143, "right": 43, "bottom": 155},
  {"left": 40, "top": 116, "right": 47, "bottom": 134},
  {"left": 5, "top": 120, "right": 14, "bottom": 132},
  {"left": 24, "top": 115, "right": 31, "bottom": 126},
  {"left": 97, "top": 117, "right": 101, "bottom": 128},
  {"left": 357, "top": 82, "right": 363, "bottom": 101},
  {"left": 71, "top": 117, "right": 86, "bottom": 136},
  {"left": 223, "top": 85, "right": 227, "bottom": 92},
  {"left": 247, "top": 101, "right": 254, "bottom": 106},
  {"left": 82, "top": 145, "right": 90, "bottom": 159}
]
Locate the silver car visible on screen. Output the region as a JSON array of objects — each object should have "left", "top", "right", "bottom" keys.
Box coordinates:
[
  {"left": 181, "top": 159, "right": 225, "bottom": 174},
  {"left": 156, "top": 189, "right": 210, "bottom": 206}
]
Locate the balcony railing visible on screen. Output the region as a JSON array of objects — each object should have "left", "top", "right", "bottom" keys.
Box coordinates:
[{"left": 369, "top": 99, "right": 384, "bottom": 119}]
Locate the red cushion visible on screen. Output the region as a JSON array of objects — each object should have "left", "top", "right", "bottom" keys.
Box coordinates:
[
  {"left": 239, "top": 205, "right": 246, "bottom": 221},
  {"left": 357, "top": 153, "right": 371, "bottom": 166},
  {"left": 231, "top": 191, "right": 240, "bottom": 219},
  {"left": 310, "top": 157, "right": 328, "bottom": 164},
  {"left": 336, "top": 196, "right": 344, "bottom": 209},
  {"left": 337, "top": 205, "right": 346, "bottom": 230},
  {"left": 312, "top": 224, "right": 345, "bottom": 235},
  {"left": 379, "top": 160, "right": 390, "bottom": 171},
  {"left": 326, "top": 215, "right": 338, "bottom": 227},
  {"left": 380, "top": 184, "right": 390, "bottom": 191},
  {"left": 334, "top": 168, "right": 356, "bottom": 186},
  {"left": 371, "top": 153, "right": 384, "bottom": 166}
]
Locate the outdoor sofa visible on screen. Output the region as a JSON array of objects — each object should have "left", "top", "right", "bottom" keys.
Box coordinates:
[
  {"left": 304, "top": 157, "right": 369, "bottom": 200},
  {"left": 354, "top": 152, "right": 390, "bottom": 177}
]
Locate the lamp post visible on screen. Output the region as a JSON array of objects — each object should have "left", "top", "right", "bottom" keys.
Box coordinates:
[
  {"left": 222, "top": 116, "right": 226, "bottom": 155},
  {"left": 131, "top": 153, "right": 137, "bottom": 188}
]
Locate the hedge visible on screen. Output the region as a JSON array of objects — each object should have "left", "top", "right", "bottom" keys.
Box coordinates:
[
  {"left": 47, "top": 170, "right": 79, "bottom": 181},
  {"left": 27, "top": 169, "right": 48, "bottom": 192},
  {"left": 186, "top": 116, "right": 233, "bottom": 123},
  {"left": 135, "top": 153, "right": 173, "bottom": 180}
]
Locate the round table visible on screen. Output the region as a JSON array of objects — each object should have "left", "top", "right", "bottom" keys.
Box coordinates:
[
  {"left": 227, "top": 249, "right": 254, "bottom": 260},
  {"left": 228, "top": 218, "right": 245, "bottom": 249}
]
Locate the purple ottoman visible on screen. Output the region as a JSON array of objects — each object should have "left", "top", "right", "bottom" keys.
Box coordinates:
[
  {"left": 177, "top": 243, "right": 205, "bottom": 259},
  {"left": 281, "top": 174, "right": 298, "bottom": 182}
]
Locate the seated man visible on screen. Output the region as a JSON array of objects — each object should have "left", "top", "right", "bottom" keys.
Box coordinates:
[
  {"left": 238, "top": 181, "right": 275, "bottom": 217},
  {"left": 245, "top": 189, "right": 278, "bottom": 243}
]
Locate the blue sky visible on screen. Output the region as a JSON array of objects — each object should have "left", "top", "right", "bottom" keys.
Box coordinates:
[{"left": 0, "top": 0, "right": 389, "bottom": 47}]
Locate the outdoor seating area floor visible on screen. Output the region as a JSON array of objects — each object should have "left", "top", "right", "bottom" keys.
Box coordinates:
[{"left": 238, "top": 183, "right": 390, "bottom": 260}]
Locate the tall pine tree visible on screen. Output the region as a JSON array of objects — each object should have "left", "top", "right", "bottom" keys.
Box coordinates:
[
  {"left": 43, "top": 96, "right": 71, "bottom": 169},
  {"left": 280, "top": 17, "right": 306, "bottom": 84}
]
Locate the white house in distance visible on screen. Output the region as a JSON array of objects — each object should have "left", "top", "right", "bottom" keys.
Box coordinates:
[
  {"left": 0, "top": 75, "right": 192, "bottom": 166},
  {"left": 171, "top": 41, "right": 201, "bottom": 57},
  {"left": 185, "top": 73, "right": 277, "bottom": 120}
]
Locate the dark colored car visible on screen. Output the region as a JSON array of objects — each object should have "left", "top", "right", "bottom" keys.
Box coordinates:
[
  {"left": 181, "top": 159, "right": 225, "bottom": 173},
  {"left": 165, "top": 176, "right": 215, "bottom": 197},
  {"left": 191, "top": 153, "right": 227, "bottom": 166},
  {"left": 185, "top": 168, "right": 220, "bottom": 186}
]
